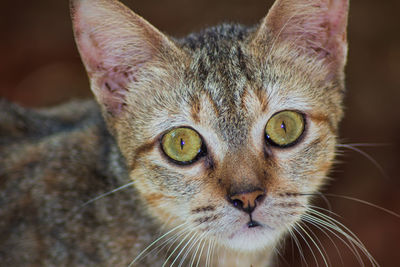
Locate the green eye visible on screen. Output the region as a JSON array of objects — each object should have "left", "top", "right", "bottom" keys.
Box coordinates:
[
  {"left": 265, "top": 110, "right": 305, "bottom": 147},
  {"left": 161, "top": 128, "right": 203, "bottom": 163}
]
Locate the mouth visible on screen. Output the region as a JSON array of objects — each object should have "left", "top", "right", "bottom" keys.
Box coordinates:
[
  {"left": 228, "top": 222, "right": 263, "bottom": 240},
  {"left": 224, "top": 219, "right": 277, "bottom": 251},
  {"left": 247, "top": 219, "right": 261, "bottom": 228},
  {"left": 247, "top": 213, "right": 261, "bottom": 228}
]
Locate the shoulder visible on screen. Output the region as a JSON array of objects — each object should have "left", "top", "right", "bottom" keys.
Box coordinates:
[
  {"left": 0, "top": 98, "right": 124, "bottom": 210},
  {"left": 0, "top": 99, "right": 102, "bottom": 145},
  {"left": 0, "top": 99, "right": 116, "bottom": 187}
]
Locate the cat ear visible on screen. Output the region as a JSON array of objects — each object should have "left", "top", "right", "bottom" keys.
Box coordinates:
[
  {"left": 70, "top": 0, "right": 180, "bottom": 116},
  {"left": 254, "top": 0, "right": 349, "bottom": 71}
]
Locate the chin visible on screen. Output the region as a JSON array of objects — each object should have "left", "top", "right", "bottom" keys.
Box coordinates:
[{"left": 218, "top": 222, "right": 285, "bottom": 252}]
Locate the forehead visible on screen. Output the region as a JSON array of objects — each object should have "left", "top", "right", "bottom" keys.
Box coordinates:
[
  {"left": 177, "top": 25, "right": 314, "bottom": 146},
  {"left": 178, "top": 25, "right": 254, "bottom": 145}
]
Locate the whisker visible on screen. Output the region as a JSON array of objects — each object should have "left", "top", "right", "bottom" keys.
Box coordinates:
[
  {"left": 216, "top": 237, "right": 222, "bottom": 266},
  {"left": 290, "top": 230, "right": 296, "bottom": 266},
  {"left": 178, "top": 233, "right": 200, "bottom": 267},
  {"left": 170, "top": 231, "right": 198, "bottom": 267},
  {"left": 81, "top": 181, "right": 136, "bottom": 207},
  {"left": 187, "top": 232, "right": 207, "bottom": 267},
  {"left": 302, "top": 214, "right": 362, "bottom": 266},
  {"left": 128, "top": 222, "right": 188, "bottom": 266},
  {"left": 205, "top": 238, "right": 212, "bottom": 267},
  {"left": 306, "top": 208, "right": 379, "bottom": 266},
  {"left": 162, "top": 225, "right": 197, "bottom": 259},
  {"left": 149, "top": 227, "right": 187, "bottom": 259},
  {"left": 336, "top": 144, "right": 388, "bottom": 179},
  {"left": 302, "top": 215, "right": 344, "bottom": 266},
  {"left": 314, "top": 192, "right": 332, "bottom": 211},
  {"left": 323, "top": 193, "right": 400, "bottom": 219},
  {"left": 307, "top": 209, "right": 365, "bottom": 250},
  {"left": 288, "top": 225, "right": 309, "bottom": 267},
  {"left": 304, "top": 192, "right": 400, "bottom": 219},
  {"left": 306, "top": 192, "right": 397, "bottom": 264},
  {"left": 275, "top": 231, "right": 295, "bottom": 267},
  {"left": 294, "top": 222, "right": 320, "bottom": 267},
  {"left": 162, "top": 230, "right": 193, "bottom": 267},
  {"left": 273, "top": 241, "right": 291, "bottom": 267},
  {"left": 210, "top": 238, "right": 217, "bottom": 266},
  {"left": 338, "top": 143, "right": 391, "bottom": 148},
  {"left": 196, "top": 236, "right": 208, "bottom": 267},
  {"left": 300, "top": 222, "right": 331, "bottom": 267},
  {"left": 308, "top": 204, "right": 342, "bottom": 219}
]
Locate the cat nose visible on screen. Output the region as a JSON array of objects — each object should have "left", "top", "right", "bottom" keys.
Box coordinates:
[{"left": 229, "top": 189, "right": 265, "bottom": 213}]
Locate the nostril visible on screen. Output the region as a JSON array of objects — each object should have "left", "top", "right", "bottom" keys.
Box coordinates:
[
  {"left": 229, "top": 189, "right": 265, "bottom": 213},
  {"left": 255, "top": 194, "right": 265, "bottom": 203},
  {"left": 232, "top": 199, "right": 244, "bottom": 209}
]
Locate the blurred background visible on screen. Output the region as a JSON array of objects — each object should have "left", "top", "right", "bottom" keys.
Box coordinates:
[{"left": 1, "top": 0, "right": 399, "bottom": 266}]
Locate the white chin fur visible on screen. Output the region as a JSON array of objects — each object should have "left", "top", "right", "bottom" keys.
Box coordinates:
[{"left": 220, "top": 224, "right": 283, "bottom": 252}]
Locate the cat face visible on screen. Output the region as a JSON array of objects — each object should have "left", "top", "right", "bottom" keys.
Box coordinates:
[{"left": 71, "top": 0, "right": 348, "bottom": 252}]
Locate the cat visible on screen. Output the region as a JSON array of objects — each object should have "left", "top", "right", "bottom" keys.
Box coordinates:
[{"left": 0, "top": 0, "right": 370, "bottom": 266}]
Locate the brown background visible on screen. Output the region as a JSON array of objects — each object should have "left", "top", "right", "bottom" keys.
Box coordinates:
[{"left": 1, "top": 0, "right": 399, "bottom": 266}]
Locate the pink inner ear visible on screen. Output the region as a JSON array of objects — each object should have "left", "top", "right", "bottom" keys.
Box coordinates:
[
  {"left": 74, "top": 20, "right": 149, "bottom": 116},
  {"left": 327, "top": 0, "right": 348, "bottom": 44},
  {"left": 71, "top": 0, "right": 181, "bottom": 117},
  {"left": 264, "top": 0, "right": 348, "bottom": 64},
  {"left": 71, "top": 1, "right": 156, "bottom": 116},
  {"left": 96, "top": 65, "right": 138, "bottom": 116},
  {"left": 78, "top": 33, "right": 131, "bottom": 116}
]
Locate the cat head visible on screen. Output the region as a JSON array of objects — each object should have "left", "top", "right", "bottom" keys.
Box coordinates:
[{"left": 71, "top": 0, "right": 348, "bottom": 252}]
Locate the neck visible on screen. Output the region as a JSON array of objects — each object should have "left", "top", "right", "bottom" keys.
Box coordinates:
[
  {"left": 161, "top": 236, "right": 275, "bottom": 267},
  {"left": 211, "top": 246, "right": 274, "bottom": 267}
]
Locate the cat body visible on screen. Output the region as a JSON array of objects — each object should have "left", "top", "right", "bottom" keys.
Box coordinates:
[
  {"left": 0, "top": 0, "right": 350, "bottom": 266},
  {"left": 0, "top": 100, "right": 156, "bottom": 266}
]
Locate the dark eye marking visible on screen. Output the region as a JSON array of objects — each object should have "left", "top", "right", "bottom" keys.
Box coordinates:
[{"left": 191, "top": 206, "right": 216, "bottom": 213}]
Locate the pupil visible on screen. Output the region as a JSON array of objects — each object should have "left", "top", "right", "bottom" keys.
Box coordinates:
[
  {"left": 180, "top": 138, "right": 185, "bottom": 150},
  {"left": 280, "top": 121, "right": 287, "bottom": 133}
]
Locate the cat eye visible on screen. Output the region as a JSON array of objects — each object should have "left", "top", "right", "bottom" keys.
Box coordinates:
[
  {"left": 265, "top": 110, "right": 305, "bottom": 147},
  {"left": 161, "top": 127, "right": 203, "bottom": 164}
]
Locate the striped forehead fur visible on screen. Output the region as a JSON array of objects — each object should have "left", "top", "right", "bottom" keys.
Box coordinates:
[{"left": 120, "top": 22, "right": 343, "bottom": 153}]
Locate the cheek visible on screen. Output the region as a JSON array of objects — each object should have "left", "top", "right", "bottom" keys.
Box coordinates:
[
  {"left": 183, "top": 176, "right": 238, "bottom": 229},
  {"left": 129, "top": 157, "right": 216, "bottom": 221},
  {"left": 188, "top": 176, "right": 225, "bottom": 210},
  {"left": 133, "top": 149, "right": 204, "bottom": 195},
  {"left": 273, "top": 143, "right": 335, "bottom": 193}
]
